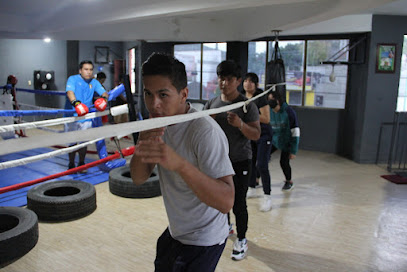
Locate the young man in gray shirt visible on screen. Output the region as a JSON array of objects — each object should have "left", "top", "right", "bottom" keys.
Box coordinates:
[
  {"left": 204, "top": 60, "right": 260, "bottom": 261},
  {"left": 130, "top": 53, "right": 235, "bottom": 271}
]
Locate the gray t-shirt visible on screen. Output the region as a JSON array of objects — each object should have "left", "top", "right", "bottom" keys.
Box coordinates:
[
  {"left": 204, "top": 94, "right": 259, "bottom": 162},
  {"left": 158, "top": 106, "right": 235, "bottom": 246}
]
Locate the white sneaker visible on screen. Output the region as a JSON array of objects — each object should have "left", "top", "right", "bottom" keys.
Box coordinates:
[
  {"left": 246, "top": 187, "right": 259, "bottom": 198},
  {"left": 231, "top": 238, "right": 248, "bottom": 261},
  {"left": 259, "top": 195, "right": 272, "bottom": 212}
]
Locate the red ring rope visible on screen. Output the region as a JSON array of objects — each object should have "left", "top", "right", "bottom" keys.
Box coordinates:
[{"left": 0, "top": 146, "right": 135, "bottom": 194}]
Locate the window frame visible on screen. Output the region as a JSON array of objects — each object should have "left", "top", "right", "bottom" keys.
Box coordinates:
[
  {"left": 173, "top": 42, "right": 226, "bottom": 103},
  {"left": 250, "top": 34, "right": 360, "bottom": 109}
]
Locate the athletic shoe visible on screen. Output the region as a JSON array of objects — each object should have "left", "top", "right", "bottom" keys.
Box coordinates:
[
  {"left": 68, "top": 163, "right": 75, "bottom": 170},
  {"left": 229, "top": 224, "right": 234, "bottom": 236},
  {"left": 282, "top": 181, "right": 294, "bottom": 191},
  {"left": 246, "top": 187, "right": 259, "bottom": 198},
  {"left": 259, "top": 195, "right": 272, "bottom": 212},
  {"left": 231, "top": 238, "right": 248, "bottom": 261}
]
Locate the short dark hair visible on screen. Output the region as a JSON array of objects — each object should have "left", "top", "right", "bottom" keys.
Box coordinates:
[
  {"left": 97, "top": 72, "right": 106, "bottom": 79},
  {"left": 244, "top": 73, "right": 259, "bottom": 85},
  {"left": 79, "top": 60, "right": 93, "bottom": 69},
  {"left": 142, "top": 53, "right": 187, "bottom": 91},
  {"left": 216, "top": 60, "right": 241, "bottom": 79},
  {"left": 270, "top": 90, "right": 285, "bottom": 105}
]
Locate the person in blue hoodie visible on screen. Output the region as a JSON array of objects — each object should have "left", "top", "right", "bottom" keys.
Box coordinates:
[{"left": 268, "top": 90, "right": 300, "bottom": 191}]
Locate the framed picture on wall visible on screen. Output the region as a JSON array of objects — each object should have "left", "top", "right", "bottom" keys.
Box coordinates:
[
  {"left": 376, "top": 43, "right": 396, "bottom": 73},
  {"left": 95, "top": 46, "right": 109, "bottom": 64}
]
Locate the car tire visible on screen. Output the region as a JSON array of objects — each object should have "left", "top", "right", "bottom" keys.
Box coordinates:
[
  {"left": 109, "top": 165, "right": 161, "bottom": 198},
  {"left": 27, "top": 180, "right": 96, "bottom": 222},
  {"left": 0, "top": 207, "right": 39, "bottom": 268}
]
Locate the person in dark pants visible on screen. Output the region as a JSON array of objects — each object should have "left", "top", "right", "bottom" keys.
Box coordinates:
[
  {"left": 268, "top": 90, "right": 300, "bottom": 191},
  {"left": 155, "top": 228, "right": 226, "bottom": 272},
  {"left": 65, "top": 61, "right": 108, "bottom": 171},
  {"left": 204, "top": 61, "right": 260, "bottom": 261},
  {"left": 130, "top": 53, "right": 235, "bottom": 272},
  {"left": 243, "top": 73, "right": 273, "bottom": 212}
]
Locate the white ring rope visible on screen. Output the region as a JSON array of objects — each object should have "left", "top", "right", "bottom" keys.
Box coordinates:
[
  {"left": 0, "top": 138, "right": 103, "bottom": 170},
  {"left": 0, "top": 105, "right": 128, "bottom": 170},
  {"left": 0, "top": 104, "right": 128, "bottom": 133},
  {"left": 0, "top": 83, "right": 284, "bottom": 169}
]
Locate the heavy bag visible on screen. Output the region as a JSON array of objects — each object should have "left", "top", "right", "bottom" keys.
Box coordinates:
[{"left": 265, "top": 41, "right": 286, "bottom": 101}]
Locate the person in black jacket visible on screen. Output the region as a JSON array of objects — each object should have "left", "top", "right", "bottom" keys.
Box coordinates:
[{"left": 243, "top": 73, "right": 273, "bottom": 212}]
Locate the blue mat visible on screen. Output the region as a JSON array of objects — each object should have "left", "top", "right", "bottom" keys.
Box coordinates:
[{"left": 0, "top": 148, "right": 109, "bottom": 207}]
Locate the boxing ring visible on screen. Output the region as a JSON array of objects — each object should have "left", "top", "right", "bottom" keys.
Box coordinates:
[
  {"left": 0, "top": 78, "right": 281, "bottom": 207},
  {"left": 0, "top": 80, "right": 134, "bottom": 206}
]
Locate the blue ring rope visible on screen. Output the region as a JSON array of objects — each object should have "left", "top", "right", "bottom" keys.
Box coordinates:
[
  {"left": 0, "top": 109, "right": 76, "bottom": 117},
  {"left": 2, "top": 84, "right": 65, "bottom": 96},
  {"left": 15, "top": 88, "right": 66, "bottom": 96}
]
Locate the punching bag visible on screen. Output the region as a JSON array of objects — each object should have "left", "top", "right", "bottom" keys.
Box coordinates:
[{"left": 265, "top": 41, "right": 286, "bottom": 100}]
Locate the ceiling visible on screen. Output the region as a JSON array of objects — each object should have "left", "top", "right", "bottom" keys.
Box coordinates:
[{"left": 0, "top": 0, "right": 406, "bottom": 42}]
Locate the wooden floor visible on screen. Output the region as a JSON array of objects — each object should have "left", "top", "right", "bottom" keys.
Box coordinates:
[{"left": 3, "top": 149, "right": 407, "bottom": 272}]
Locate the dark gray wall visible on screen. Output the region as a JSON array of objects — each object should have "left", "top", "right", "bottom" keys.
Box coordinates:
[
  {"left": 79, "top": 41, "right": 124, "bottom": 91},
  {"left": 0, "top": 39, "right": 67, "bottom": 108},
  {"left": 341, "top": 35, "right": 370, "bottom": 161},
  {"left": 352, "top": 15, "right": 405, "bottom": 163},
  {"left": 227, "top": 42, "right": 248, "bottom": 75},
  {"left": 295, "top": 107, "right": 344, "bottom": 153},
  {"left": 67, "top": 40, "right": 79, "bottom": 78}
]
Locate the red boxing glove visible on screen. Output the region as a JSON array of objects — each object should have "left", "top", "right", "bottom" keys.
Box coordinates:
[
  {"left": 72, "top": 100, "right": 89, "bottom": 116},
  {"left": 94, "top": 97, "right": 108, "bottom": 111}
]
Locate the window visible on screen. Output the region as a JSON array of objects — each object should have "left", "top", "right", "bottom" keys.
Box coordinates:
[
  {"left": 174, "top": 44, "right": 201, "bottom": 100},
  {"left": 306, "top": 40, "right": 348, "bottom": 108},
  {"left": 397, "top": 35, "right": 407, "bottom": 112},
  {"left": 249, "top": 39, "right": 349, "bottom": 108},
  {"left": 248, "top": 41, "right": 266, "bottom": 87},
  {"left": 202, "top": 43, "right": 226, "bottom": 100},
  {"left": 174, "top": 43, "right": 226, "bottom": 101}
]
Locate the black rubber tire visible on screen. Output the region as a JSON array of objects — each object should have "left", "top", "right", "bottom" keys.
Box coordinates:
[
  {"left": 0, "top": 207, "right": 39, "bottom": 268},
  {"left": 109, "top": 165, "right": 161, "bottom": 198},
  {"left": 27, "top": 180, "right": 96, "bottom": 222}
]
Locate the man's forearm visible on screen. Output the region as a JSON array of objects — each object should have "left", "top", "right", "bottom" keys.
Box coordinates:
[
  {"left": 240, "top": 121, "right": 261, "bottom": 140},
  {"left": 130, "top": 155, "right": 155, "bottom": 185}
]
